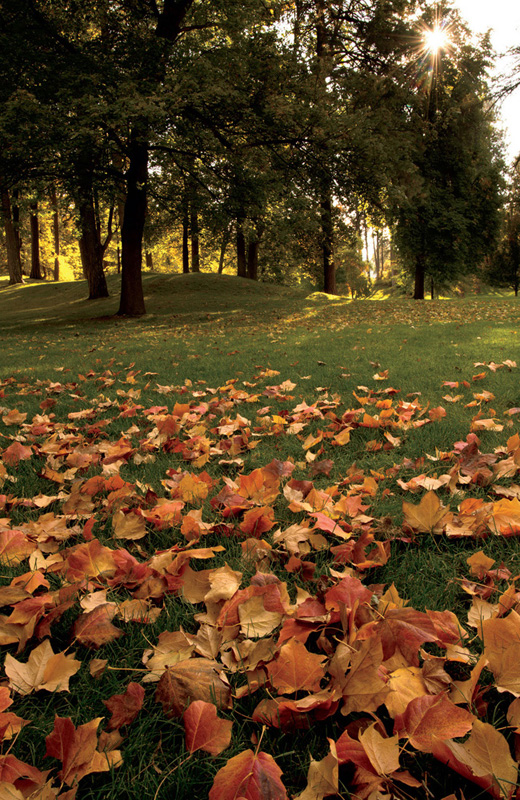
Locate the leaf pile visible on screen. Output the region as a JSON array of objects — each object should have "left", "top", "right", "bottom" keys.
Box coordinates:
[{"left": 0, "top": 358, "right": 520, "bottom": 799}]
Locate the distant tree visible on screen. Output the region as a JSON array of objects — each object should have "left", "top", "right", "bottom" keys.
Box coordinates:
[
  {"left": 391, "top": 10, "right": 505, "bottom": 299},
  {"left": 485, "top": 163, "right": 520, "bottom": 295}
]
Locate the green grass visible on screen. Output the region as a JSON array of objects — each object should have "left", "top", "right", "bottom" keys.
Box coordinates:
[{"left": 1, "top": 273, "right": 520, "bottom": 799}]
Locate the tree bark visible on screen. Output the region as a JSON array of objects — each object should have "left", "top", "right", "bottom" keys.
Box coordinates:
[
  {"left": 49, "top": 186, "right": 60, "bottom": 281},
  {"left": 236, "top": 221, "right": 247, "bottom": 277},
  {"left": 29, "top": 201, "right": 43, "bottom": 279},
  {"left": 146, "top": 251, "right": 154, "bottom": 271},
  {"left": 320, "top": 193, "right": 336, "bottom": 294},
  {"left": 0, "top": 182, "right": 23, "bottom": 284},
  {"left": 190, "top": 202, "right": 200, "bottom": 272},
  {"left": 247, "top": 220, "right": 263, "bottom": 280},
  {"left": 316, "top": 1, "right": 336, "bottom": 295},
  {"left": 118, "top": 124, "right": 148, "bottom": 315},
  {"left": 79, "top": 196, "right": 109, "bottom": 299},
  {"left": 414, "top": 253, "right": 425, "bottom": 300},
  {"left": 12, "top": 188, "right": 22, "bottom": 259},
  {"left": 182, "top": 205, "right": 190, "bottom": 273},
  {"left": 218, "top": 226, "right": 230, "bottom": 274}
]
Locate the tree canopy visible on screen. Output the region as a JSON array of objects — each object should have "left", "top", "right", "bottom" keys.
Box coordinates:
[{"left": 0, "top": 0, "right": 510, "bottom": 308}]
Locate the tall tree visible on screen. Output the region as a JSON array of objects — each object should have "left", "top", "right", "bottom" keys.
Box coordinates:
[{"left": 391, "top": 9, "right": 504, "bottom": 298}]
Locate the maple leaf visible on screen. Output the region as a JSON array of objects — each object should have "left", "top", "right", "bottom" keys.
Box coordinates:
[
  {"left": 432, "top": 719, "right": 518, "bottom": 799},
  {"left": 2, "top": 442, "right": 32, "bottom": 466},
  {"left": 73, "top": 605, "right": 123, "bottom": 649},
  {"left": 209, "top": 749, "right": 287, "bottom": 800},
  {"left": 103, "top": 682, "right": 145, "bottom": 730},
  {"left": 239, "top": 506, "right": 275, "bottom": 537},
  {"left": 294, "top": 740, "right": 338, "bottom": 800},
  {"left": 5, "top": 639, "right": 81, "bottom": 695},
  {"left": 267, "top": 638, "right": 327, "bottom": 695},
  {"left": 402, "top": 491, "right": 450, "bottom": 533},
  {"left": 0, "top": 755, "right": 45, "bottom": 786},
  {"left": 183, "top": 700, "right": 232, "bottom": 755},
  {"left": 394, "top": 694, "right": 474, "bottom": 751},
  {"left": 45, "top": 716, "right": 122, "bottom": 787},
  {"left": 155, "top": 659, "right": 232, "bottom": 717},
  {"left": 0, "top": 530, "right": 37, "bottom": 567},
  {"left": 482, "top": 611, "right": 520, "bottom": 695},
  {"left": 112, "top": 510, "right": 147, "bottom": 540},
  {"left": 490, "top": 498, "right": 520, "bottom": 535}
]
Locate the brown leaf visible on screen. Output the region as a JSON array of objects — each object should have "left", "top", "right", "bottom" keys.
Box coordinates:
[
  {"left": 103, "top": 682, "right": 145, "bottom": 730},
  {"left": 183, "top": 700, "right": 232, "bottom": 755},
  {"left": 73, "top": 605, "right": 123, "bottom": 649},
  {"left": 209, "top": 749, "right": 287, "bottom": 800},
  {"left": 294, "top": 740, "right": 338, "bottom": 800},
  {"left": 394, "top": 694, "right": 474, "bottom": 751},
  {"left": 155, "top": 659, "right": 232, "bottom": 718},
  {"left": 402, "top": 491, "right": 449, "bottom": 533},
  {"left": 267, "top": 638, "right": 327, "bottom": 695},
  {"left": 45, "top": 716, "right": 122, "bottom": 787},
  {"left": 432, "top": 719, "right": 518, "bottom": 799},
  {"left": 5, "top": 640, "right": 81, "bottom": 695}
]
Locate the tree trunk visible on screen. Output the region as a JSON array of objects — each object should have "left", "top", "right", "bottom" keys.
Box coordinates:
[
  {"left": 247, "top": 241, "right": 259, "bottom": 281},
  {"left": 118, "top": 124, "right": 148, "bottom": 315},
  {"left": 218, "top": 226, "right": 230, "bottom": 274},
  {"left": 320, "top": 194, "right": 336, "bottom": 294},
  {"left": 236, "top": 222, "right": 247, "bottom": 278},
  {"left": 182, "top": 206, "right": 190, "bottom": 273},
  {"left": 79, "top": 197, "right": 109, "bottom": 299},
  {"left": 430, "top": 277, "right": 434, "bottom": 300},
  {"left": 12, "top": 188, "right": 22, "bottom": 258},
  {"left": 0, "top": 182, "right": 23, "bottom": 284},
  {"left": 49, "top": 186, "right": 60, "bottom": 281},
  {"left": 247, "top": 221, "right": 263, "bottom": 281},
  {"left": 29, "top": 202, "right": 43, "bottom": 279},
  {"left": 145, "top": 251, "right": 154, "bottom": 271},
  {"left": 190, "top": 202, "right": 200, "bottom": 272},
  {"left": 414, "top": 253, "right": 425, "bottom": 300}
]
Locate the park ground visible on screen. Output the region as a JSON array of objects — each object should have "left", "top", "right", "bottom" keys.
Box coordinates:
[{"left": 1, "top": 274, "right": 520, "bottom": 799}]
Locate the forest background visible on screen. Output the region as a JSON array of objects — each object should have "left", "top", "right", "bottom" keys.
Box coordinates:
[{"left": 1, "top": 0, "right": 520, "bottom": 314}]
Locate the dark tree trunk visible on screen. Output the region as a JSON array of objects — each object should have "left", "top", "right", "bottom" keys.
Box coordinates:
[
  {"left": 145, "top": 251, "right": 154, "bottom": 271},
  {"left": 247, "top": 241, "right": 259, "bottom": 281},
  {"left": 236, "top": 222, "right": 247, "bottom": 278},
  {"left": 430, "top": 277, "right": 434, "bottom": 300},
  {"left": 49, "top": 186, "right": 60, "bottom": 281},
  {"left": 114, "top": 0, "right": 193, "bottom": 314},
  {"left": 247, "top": 220, "right": 263, "bottom": 281},
  {"left": 12, "top": 188, "right": 22, "bottom": 257},
  {"left": 414, "top": 254, "right": 425, "bottom": 300},
  {"left": 29, "top": 202, "right": 43, "bottom": 279},
  {"left": 79, "top": 197, "right": 109, "bottom": 299},
  {"left": 190, "top": 203, "right": 200, "bottom": 272},
  {"left": 182, "top": 206, "right": 190, "bottom": 273},
  {"left": 320, "top": 194, "right": 336, "bottom": 294},
  {"left": 0, "top": 182, "right": 23, "bottom": 284},
  {"left": 118, "top": 124, "right": 148, "bottom": 316},
  {"left": 218, "top": 226, "right": 230, "bottom": 275}
]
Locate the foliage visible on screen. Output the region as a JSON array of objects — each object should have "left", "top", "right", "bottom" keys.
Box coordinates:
[
  {"left": 391, "top": 7, "right": 505, "bottom": 298},
  {"left": 1, "top": 276, "right": 520, "bottom": 797}
]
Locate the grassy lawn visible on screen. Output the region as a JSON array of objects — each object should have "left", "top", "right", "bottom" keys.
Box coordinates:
[{"left": 1, "top": 274, "right": 520, "bottom": 799}]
